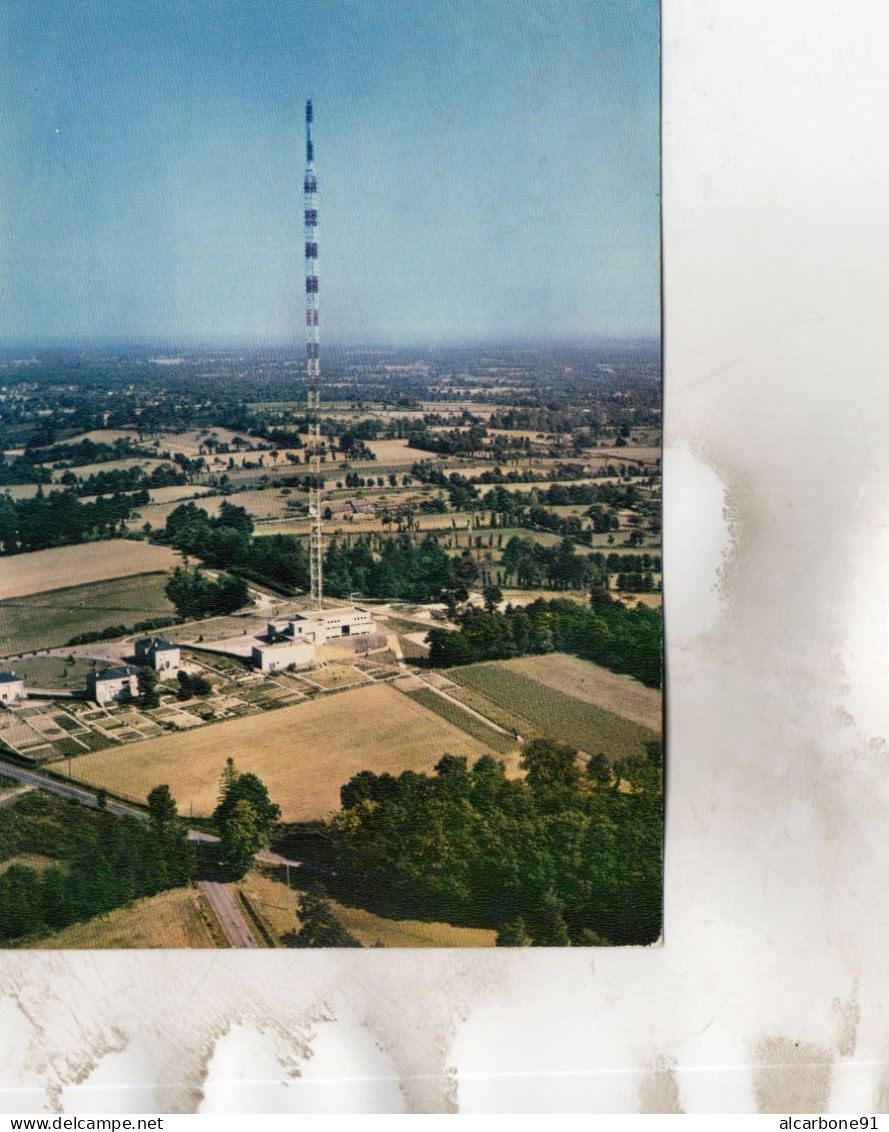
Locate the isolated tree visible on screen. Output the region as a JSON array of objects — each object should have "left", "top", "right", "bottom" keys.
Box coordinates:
[
  {"left": 219, "top": 800, "right": 262, "bottom": 879},
  {"left": 213, "top": 759, "right": 281, "bottom": 878},
  {"left": 285, "top": 887, "right": 362, "bottom": 948},
  {"left": 482, "top": 584, "right": 503, "bottom": 613},
  {"left": 138, "top": 666, "right": 160, "bottom": 708},
  {"left": 147, "top": 783, "right": 194, "bottom": 886}
]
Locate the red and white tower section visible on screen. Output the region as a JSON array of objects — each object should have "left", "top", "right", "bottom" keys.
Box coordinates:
[{"left": 304, "top": 99, "right": 323, "bottom": 609}]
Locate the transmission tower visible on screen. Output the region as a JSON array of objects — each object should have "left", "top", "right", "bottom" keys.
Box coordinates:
[{"left": 304, "top": 99, "right": 323, "bottom": 609}]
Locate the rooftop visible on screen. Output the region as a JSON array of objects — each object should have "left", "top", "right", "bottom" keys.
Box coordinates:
[
  {"left": 292, "top": 606, "right": 367, "bottom": 622},
  {"left": 0, "top": 671, "right": 22, "bottom": 683},
  {"left": 93, "top": 665, "right": 140, "bottom": 681}
]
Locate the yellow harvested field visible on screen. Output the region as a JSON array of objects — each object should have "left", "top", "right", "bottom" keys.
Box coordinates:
[
  {"left": 147, "top": 484, "right": 213, "bottom": 505},
  {"left": 60, "top": 429, "right": 138, "bottom": 446},
  {"left": 362, "top": 439, "right": 421, "bottom": 466},
  {"left": 151, "top": 428, "right": 248, "bottom": 457},
  {"left": 66, "top": 682, "right": 498, "bottom": 822},
  {"left": 231, "top": 871, "right": 495, "bottom": 948},
  {"left": 0, "top": 541, "right": 180, "bottom": 600},
  {"left": 56, "top": 459, "right": 163, "bottom": 481},
  {"left": 24, "top": 886, "right": 224, "bottom": 949},
  {"left": 502, "top": 654, "right": 661, "bottom": 732}
]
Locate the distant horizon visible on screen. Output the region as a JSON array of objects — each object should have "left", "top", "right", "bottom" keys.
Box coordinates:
[{"left": 0, "top": 333, "right": 662, "bottom": 361}]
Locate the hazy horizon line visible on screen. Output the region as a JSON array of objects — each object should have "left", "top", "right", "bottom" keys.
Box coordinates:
[{"left": 0, "top": 333, "right": 661, "bottom": 358}]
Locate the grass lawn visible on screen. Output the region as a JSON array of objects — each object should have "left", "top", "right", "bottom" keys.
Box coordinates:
[
  {"left": 0, "top": 573, "right": 175, "bottom": 656},
  {"left": 405, "top": 687, "right": 517, "bottom": 756},
  {"left": 448, "top": 663, "right": 658, "bottom": 761},
  {"left": 501, "top": 653, "right": 662, "bottom": 732}
]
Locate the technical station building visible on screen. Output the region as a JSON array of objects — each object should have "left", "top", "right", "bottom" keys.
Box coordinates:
[
  {"left": 251, "top": 639, "right": 315, "bottom": 674},
  {"left": 268, "top": 606, "right": 375, "bottom": 644}
]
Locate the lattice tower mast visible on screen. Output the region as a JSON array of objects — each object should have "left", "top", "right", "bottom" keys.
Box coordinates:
[{"left": 304, "top": 99, "right": 323, "bottom": 609}]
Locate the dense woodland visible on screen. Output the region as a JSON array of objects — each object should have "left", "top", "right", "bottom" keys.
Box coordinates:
[
  {"left": 0, "top": 789, "right": 192, "bottom": 944},
  {"left": 330, "top": 742, "right": 662, "bottom": 946}
]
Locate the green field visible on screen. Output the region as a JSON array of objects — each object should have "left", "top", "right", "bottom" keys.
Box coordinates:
[
  {"left": 447, "top": 663, "right": 657, "bottom": 762},
  {"left": 0, "top": 573, "right": 175, "bottom": 656},
  {"left": 405, "top": 687, "right": 517, "bottom": 755}
]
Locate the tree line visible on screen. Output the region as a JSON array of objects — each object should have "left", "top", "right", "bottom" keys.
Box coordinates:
[{"left": 427, "top": 593, "right": 662, "bottom": 689}]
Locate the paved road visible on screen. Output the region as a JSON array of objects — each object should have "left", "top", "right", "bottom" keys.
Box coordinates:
[
  {"left": 199, "top": 880, "right": 259, "bottom": 948},
  {"left": 0, "top": 757, "right": 151, "bottom": 821},
  {"left": 0, "top": 756, "right": 309, "bottom": 864}
]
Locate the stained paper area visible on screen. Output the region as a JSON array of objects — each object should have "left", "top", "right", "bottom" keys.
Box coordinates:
[{"left": 2, "top": 0, "right": 889, "bottom": 1114}]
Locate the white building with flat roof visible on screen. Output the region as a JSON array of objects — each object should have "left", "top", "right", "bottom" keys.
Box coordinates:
[
  {"left": 287, "top": 606, "right": 374, "bottom": 643},
  {"left": 251, "top": 640, "right": 315, "bottom": 674},
  {"left": 0, "top": 672, "right": 25, "bottom": 704}
]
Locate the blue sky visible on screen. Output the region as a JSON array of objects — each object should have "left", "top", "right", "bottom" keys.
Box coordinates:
[{"left": 0, "top": 0, "right": 660, "bottom": 349}]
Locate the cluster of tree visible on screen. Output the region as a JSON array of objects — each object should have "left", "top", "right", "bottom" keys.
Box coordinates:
[
  {"left": 481, "top": 481, "right": 638, "bottom": 516},
  {"left": 323, "top": 534, "right": 458, "bottom": 603},
  {"left": 500, "top": 536, "right": 603, "bottom": 590},
  {"left": 0, "top": 456, "right": 53, "bottom": 486},
  {"left": 160, "top": 502, "right": 309, "bottom": 594},
  {"left": 0, "top": 787, "right": 193, "bottom": 944},
  {"left": 331, "top": 746, "right": 661, "bottom": 946},
  {"left": 61, "top": 463, "right": 186, "bottom": 497},
  {"left": 427, "top": 593, "right": 662, "bottom": 689},
  {"left": 616, "top": 573, "right": 658, "bottom": 593},
  {"left": 340, "top": 472, "right": 407, "bottom": 490},
  {"left": 213, "top": 759, "right": 281, "bottom": 879},
  {"left": 0, "top": 488, "right": 136, "bottom": 555},
  {"left": 338, "top": 432, "right": 376, "bottom": 460},
  {"left": 25, "top": 436, "right": 155, "bottom": 466},
  {"left": 164, "top": 566, "right": 249, "bottom": 621},
  {"left": 407, "top": 423, "right": 488, "bottom": 457},
  {"left": 176, "top": 669, "right": 212, "bottom": 699}
]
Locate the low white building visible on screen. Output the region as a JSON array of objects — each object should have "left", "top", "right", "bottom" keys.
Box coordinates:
[
  {"left": 0, "top": 672, "right": 25, "bottom": 704},
  {"left": 87, "top": 665, "right": 139, "bottom": 705},
  {"left": 134, "top": 636, "right": 181, "bottom": 675},
  {"left": 251, "top": 640, "right": 315, "bottom": 674},
  {"left": 287, "top": 606, "right": 374, "bottom": 642}
]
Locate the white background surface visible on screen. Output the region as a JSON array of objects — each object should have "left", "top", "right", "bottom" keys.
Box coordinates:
[{"left": 3, "top": 0, "right": 889, "bottom": 1114}]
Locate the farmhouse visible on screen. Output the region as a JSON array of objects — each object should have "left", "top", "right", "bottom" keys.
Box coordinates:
[
  {"left": 134, "top": 637, "right": 181, "bottom": 674},
  {"left": 322, "top": 499, "right": 376, "bottom": 522},
  {"left": 0, "top": 672, "right": 25, "bottom": 704},
  {"left": 251, "top": 640, "right": 315, "bottom": 674},
  {"left": 349, "top": 497, "right": 376, "bottom": 519},
  {"left": 87, "top": 665, "right": 139, "bottom": 705},
  {"left": 287, "top": 606, "right": 375, "bottom": 642}
]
